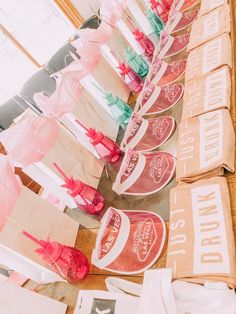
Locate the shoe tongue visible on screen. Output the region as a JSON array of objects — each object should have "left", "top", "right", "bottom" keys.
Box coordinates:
[{"left": 120, "top": 150, "right": 139, "bottom": 183}]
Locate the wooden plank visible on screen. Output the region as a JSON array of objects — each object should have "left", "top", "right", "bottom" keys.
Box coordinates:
[
  {"left": 54, "top": 0, "right": 84, "bottom": 28},
  {"left": 0, "top": 24, "right": 40, "bottom": 67}
]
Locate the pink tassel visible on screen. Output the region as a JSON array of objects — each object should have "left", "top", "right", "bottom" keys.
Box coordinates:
[
  {"left": 22, "top": 230, "right": 90, "bottom": 283},
  {"left": 53, "top": 162, "right": 105, "bottom": 215}
]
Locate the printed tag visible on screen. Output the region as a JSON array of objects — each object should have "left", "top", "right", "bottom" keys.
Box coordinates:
[
  {"left": 204, "top": 68, "right": 227, "bottom": 111},
  {"left": 202, "top": 38, "right": 222, "bottom": 74},
  {"left": 199, "top": 111, "right": 223, "bottom": 169},
  {"left": 203, "top": 11, "right": 219, "bottom": 39},
  {"left": 91, "top": 298, "right": 116, "bottom": 314},
  {"left": 191, "top": 184, "right": 230, "bottom": 274}
]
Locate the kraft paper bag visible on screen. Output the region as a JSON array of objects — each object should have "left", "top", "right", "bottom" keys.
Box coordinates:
[
  {"left": 182, "top": 66, "right": 231, "bottom": 120},
  {"left": 176, "top": 109, "right": 235, "bottom": 183},
  {"left": 71, "top": 89, "right": 119, "bottom": 140},
  {"left": 188, "top": 5, "right": 231, "bottom": 51},
  {"left": 41, "top": 120, "right": 104, "bottom": 186},
  {"left": 16, "top": 109, "right": 104, "bottom": 209},
  {"left": 0, "top": 281, "right": 67, "bottom": 314},
  {"left": 200, "top": 0, "right": 228, "bottom": 16},
  {"left": 185, "top": 34, "right": 232, "bottom": 83},
  {"left": 166, "top": 177, "right": 236, "bottom": 288},
  {"left": 60, "top": 87, "right": 119, "bottom": 158},
  {"left": 0, "top": 186, "right": 79, "bottom": 283},
  {"left": 71, "top": 37, "right": 130, "bottom": 103},
  {"left": 81, "top": 55, "right": 129, "bottom": 106}
]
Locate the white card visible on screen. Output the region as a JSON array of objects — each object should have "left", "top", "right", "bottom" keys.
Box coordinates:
[{"left": 0, "top": 281, "right": 67, "bottom": 314}]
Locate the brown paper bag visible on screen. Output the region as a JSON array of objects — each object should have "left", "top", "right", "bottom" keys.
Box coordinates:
[
  {"left": 81, "top": 55, "right": 130, "bottom": 106},
  {"left": 176, "top": 109, "right": 235, "bottom": 182},
  {"left": 15, "top": 109, "right": 104, "bottom": 209},
  {"left": 60, "top": 87, "right": 119, "bottom": 157},
  {"left": 200, "top": 0, "right": 228, "bottom": 16},
  {"left": 188, "top": 5, "right": 230, "bottom": 51},
  {"left": 182, "top": 66, "right": 231, "bottom": 120},
  {"left": 42, "top": 123, "right": 103, "bottom": 184},
  {"left": 185, "top": 33, "right": 232, "bottom": 83},
  {"left": 71, "top": 89, "right": 118, "bottom": 138},
  {"left": 104, "top": 25, "right": 138, "bottom": 60},
  {"left": 166, "top": 177, "right": 236, "bottom": 288},
  {"left": 0, "top": 186, "right": 79, "bottom": 283}
]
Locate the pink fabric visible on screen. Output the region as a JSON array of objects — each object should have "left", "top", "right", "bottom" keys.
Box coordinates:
[
  {"left": 72, "top": 0, "right": 126, "bottom": 77},
  {"left": 0, "top": 155, "right": 22, "bottom": 231},
  {"left": 74, "top": 20, "right": 115, "bottom": 76},
  {"left": 0, "top": 116, "right": 59, "bottom": 167},
  {"left": 60, "top": 57, "right": 93, "bottom": 81},
  {"left": 22, "top": 231, "right": 90, "bottom": 283},
  {"left": 76, "top": 21, "right": 113, "bottom": 44},
  {"left": 71, "top": 40, "right": 101, "bottom": 74},
  {"left": 99, "top": 0, "right": 126, "bottom": 26},
  {"left": 34, "top": 73, "right": 81, "bottom": 118}
]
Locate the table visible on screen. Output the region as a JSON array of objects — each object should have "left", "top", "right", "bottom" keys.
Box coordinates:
[{"left": 25, "top": 2, "right": 236, "bottom": 313}]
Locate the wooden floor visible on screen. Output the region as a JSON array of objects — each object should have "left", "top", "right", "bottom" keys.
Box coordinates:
[{"left": 24, "top": 2, "right": 236, "bottom": 313}]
